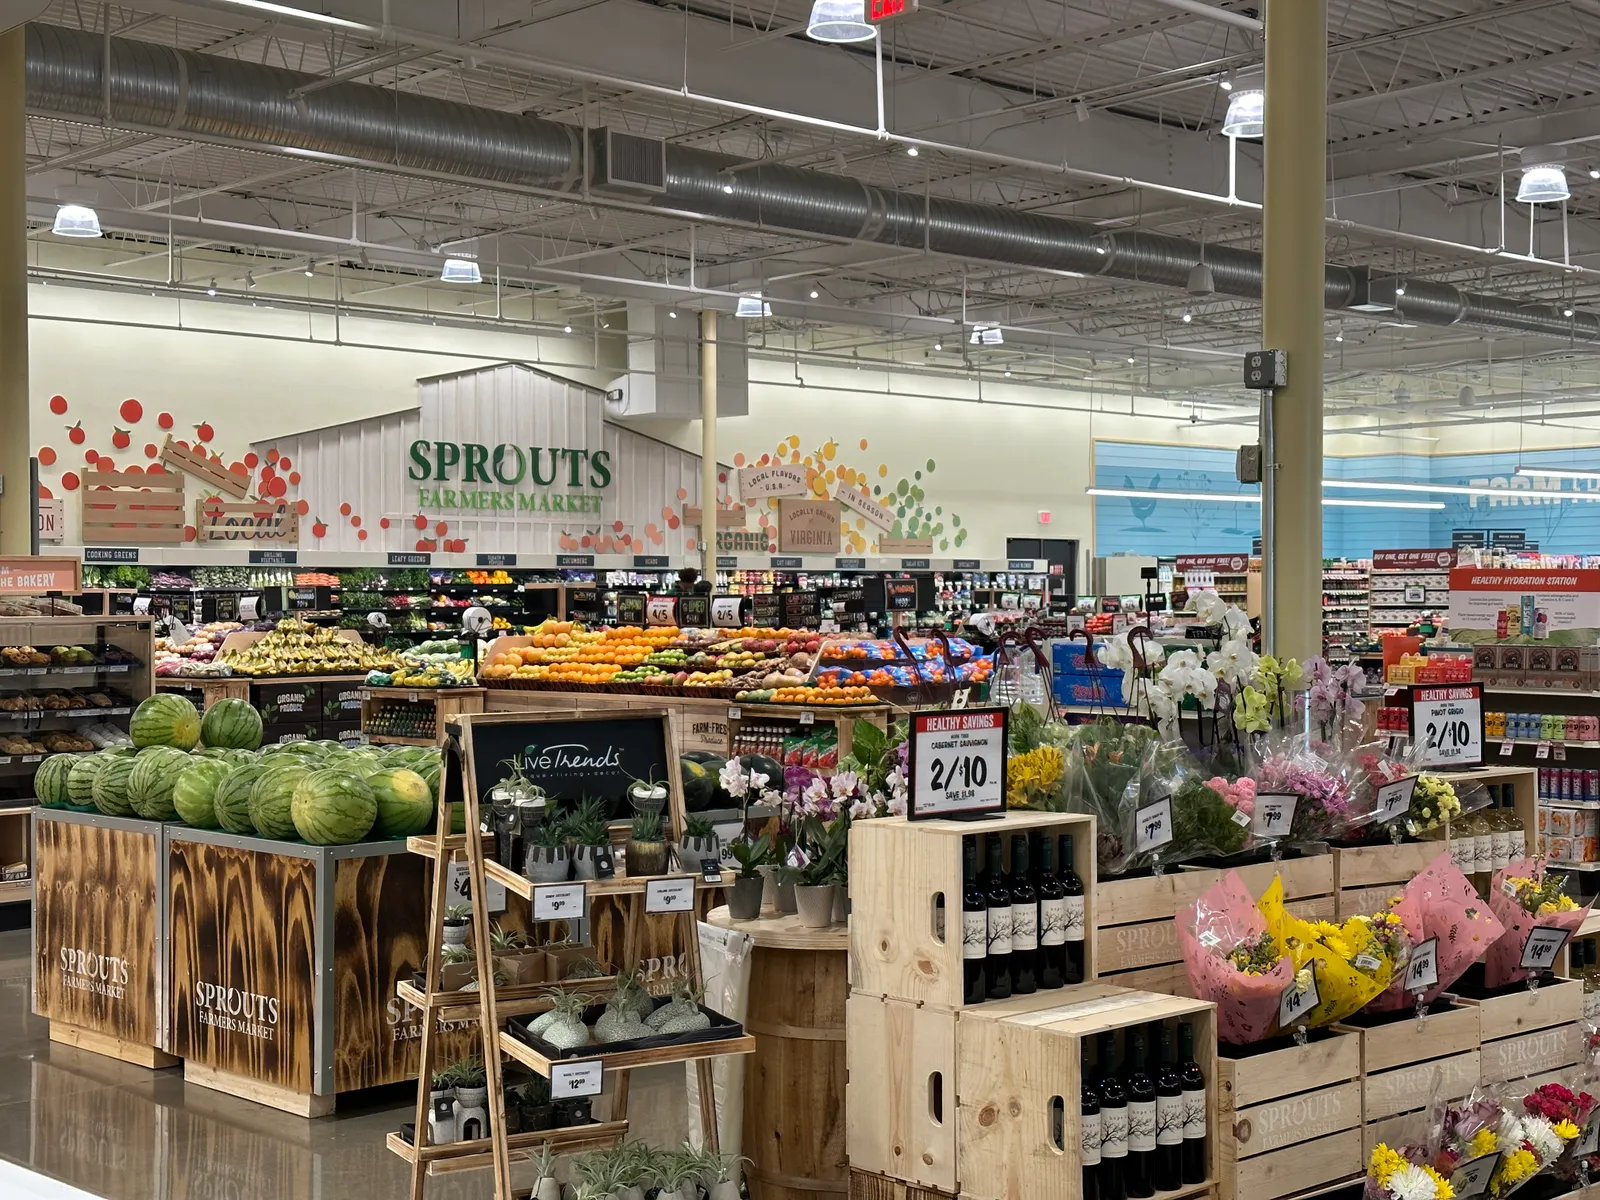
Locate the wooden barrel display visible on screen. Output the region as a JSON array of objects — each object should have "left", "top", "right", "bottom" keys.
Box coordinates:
[{"left": 708, "top": 906, "right": 849, "bottom": 1200}]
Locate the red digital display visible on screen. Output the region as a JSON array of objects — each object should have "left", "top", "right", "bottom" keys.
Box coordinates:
[{"left": 868, "top": 0, "right": 912, "bottom": 21}]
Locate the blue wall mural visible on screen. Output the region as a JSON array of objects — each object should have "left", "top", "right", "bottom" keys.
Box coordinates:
[{"left": 1094, "top": 441, "right": 1600, "bottom": 557}]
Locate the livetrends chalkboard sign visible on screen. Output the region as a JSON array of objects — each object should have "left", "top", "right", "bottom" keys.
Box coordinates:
[{"left": 464, "top": 714, "right": 672, "bottom": 822}]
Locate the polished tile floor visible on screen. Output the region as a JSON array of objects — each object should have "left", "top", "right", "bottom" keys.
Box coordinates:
[{"left": 0, "top": 930, "right": 685, "bottom": 1200}]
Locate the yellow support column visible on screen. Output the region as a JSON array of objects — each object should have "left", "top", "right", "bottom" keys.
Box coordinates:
[
  {"left": 0, "top": 28, "right": 29, "bottom": 554},
  {"left": 1261, "top": 0, "right": 1327, "bottom": 662},
  {"left": 700, "top": 309, "right": 718, "bottom": 584}
]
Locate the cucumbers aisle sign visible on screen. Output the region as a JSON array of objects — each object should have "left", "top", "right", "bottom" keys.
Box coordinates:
[{"left": 252, "top": 362, "right": 713, "bottom": 557}]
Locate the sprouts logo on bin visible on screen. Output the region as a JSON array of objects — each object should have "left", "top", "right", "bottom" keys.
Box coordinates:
[
  {"left": 194, "top": 981, "right": 281, "bottom": 1041},
  {"left": 59, "top": 947, "right": 130, "bottom": 1000},
  {"left": 408, "top": 440, "right": 613, "bottom": 518}
]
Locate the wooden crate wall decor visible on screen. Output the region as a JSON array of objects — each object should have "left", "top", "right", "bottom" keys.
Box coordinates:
[
  {"left": 196, "top": 499, "right": 299, "bottom": 544},
  {"left": 32, "top": 809, "right": 175, "bottom": 1068},
  {"left": 79, "top": 469, "right": 187, "bottom": 545},
  {"left": 161, "top": 434, "right": 251, "bottom": 498}
]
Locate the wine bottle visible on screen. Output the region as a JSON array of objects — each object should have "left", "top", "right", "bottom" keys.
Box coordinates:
[
  {"left": 1081, "top": 1039, "right": 1102, "bottom": 1200},
  {"left": 1009, "top": 834, "right": 1038, "bottom": 994},
  {"left": 1098, "top": 1032, "right": 1128, "bottom": 1200},
  {"left": 1036, "top": 832, "right": 1067, "bottom": 990},
  {"left": 1060, "top": 832, "right": 1087, "bottom": 985},
  {"left": 1155, "top": 1024, "right": 1184, "bottom": 1192},
  {"left": 1124, "top": 1028, "right": 1156, "bottom": 1198},
  {"left": 984, "top": 833, "right": 1012, "bottom": 999},
  {"left": 1179, "top": 1022, "right": 1207, "bottom": 1185},
  {"left": 961, "top": 836, "right": 987, "bottom": 1005}
]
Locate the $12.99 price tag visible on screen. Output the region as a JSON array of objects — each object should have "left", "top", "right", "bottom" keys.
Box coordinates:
[{"left": 550, "top": 1059, "right": 602, "bottom": 1097}]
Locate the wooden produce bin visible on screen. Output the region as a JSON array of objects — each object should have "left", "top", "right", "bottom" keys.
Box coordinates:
[
  {"left": 167, "top": 828, "right": 442, "bottom": 1116},
  {"left": 153, "top": 675, "right": 252, "bottom": 711},
  {"left": 849, "top": 811, "right": 1096, "bottom": 1009},
  {"left": 1461, "top": 974, "right": 1583, "bottom": 1088},
  {"left": 1216, "top": 1029, "right": 1364, "bottom": 1200},
  {"left": 32, "top": 808, "right": 176, "bottom": 1068},
  {"left": 360, "top": 686, "right": 485, "bottom": 748},
  {"left": 847, "top": 1169, "right": 958, "bottom": 1200},
  {"left": 1335, "top": 1001, "right": 1480, "bottom": 1154},
  {"left": 707, "top": 906, "right": 849, "bottom": 1200}
]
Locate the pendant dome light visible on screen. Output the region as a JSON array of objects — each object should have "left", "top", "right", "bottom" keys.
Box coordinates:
[
  {"left": 51, "top": 186, "right": 102, "bottom": 238},
  {"left": 1518, "top": 145, "right": 1570, "bottom": 204},
  {"left": 1221, "top": 71, "right": 1264, "bottom": 139},
  {"left": 806, "top": 0, "right": 876, "bottom": 43}
]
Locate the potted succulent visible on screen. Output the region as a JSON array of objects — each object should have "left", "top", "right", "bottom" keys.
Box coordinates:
[
  {"left": 568, "top": 799, "right": 612, "bottom": 880},
  {"left": 452, "top": 1056, "right": 489, "bottom": 1142},
  {"left": 699, "top": 1148, "right": 750, "bottom": 1200},
  {"left": 428, "top": 1065, "right": 458, "bottom": 1145},
  {"left": 441, "top": 902, "right": 471, "bottom": 948},
  {"left": 524, "top": 813, "right": 571, "bottom": 883},
  {"left": 726, "top": 833, "right": 770, "bottom": 920},
  {"left": 625, "top": 811, "right": 669, "bottom": 877},
  {"left": 675, "top": 813, "right": 722, "bottom": 874},
  {"left": 627, "top": 772, "right": 670, "bottom": 816},
  {"left": 652, "top": 1146, "right": 703, "bottom": 1200},
  {"left": 529, "top": 1142, "right": 560, "bottom": 1200},
  {"left": 488, "top": 923, "right": 542, "bottom": 984},
  {"left": 515, "top": 1075, "right": 553, "bottom": 1131}
]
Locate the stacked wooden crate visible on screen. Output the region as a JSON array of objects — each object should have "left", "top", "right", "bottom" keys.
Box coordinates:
[
  {"left": 1468, "top": 977, "right": 1584, "bottom": 1090},
  {"left": 1332, "top": 840, "right": 1450, "bottom": 918},
  {"left": 1336, "top": 1001, "right": 1481, "bottom": 1154},
  {"left": 846, "top": 811, "right": 1220, "bottom": 1200}
]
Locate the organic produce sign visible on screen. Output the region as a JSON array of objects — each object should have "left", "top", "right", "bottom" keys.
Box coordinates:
[
  {"left": 907, "top": 708, "right": 1007, "bottom": 820},
  {"left": 464, "top": 713, "right": 673, "bottom": 822}
]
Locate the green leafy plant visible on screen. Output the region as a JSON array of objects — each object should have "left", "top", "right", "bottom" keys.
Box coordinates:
[
  {"left": 444, "top": 902, "right": 471, "bottom": 922},
  {"left": 441, "top": 944, "right": 475, "bottom": 965},
  {"left": 567, "top": 797, "right": 612, "bottom": 848},
  {"left": 1169, "top": 775, "right": 1249, "bottom": 860},
  {"left": 683, "top": 813, "right": 716, "bottom": 840},
  {"left": 728, "top": 832, "right": 772, "bottom": 879},
  {"left": 430, "top": 1065, "right": 458, "bottom": 1090},
  {"left": 488, "top": 923, "right": 524, "bottom": 952},
  {"left": 630, "top": 811, "right": 664, "bottom": 843},
  {"left": 798, "top": 813, "right": 850, "bottom": 887},
  {"left": 531, "top": 815, "right": 569, "bottom": 848},
  {"left": 529, "top": 1142, "right": 556, "bottom": 1181},
  {"left": 652, "top": 1146, "right": 704, "bottom": 1192},
  {"left": 451, "top": 1056, "right": 486, "bottom": 1088}
]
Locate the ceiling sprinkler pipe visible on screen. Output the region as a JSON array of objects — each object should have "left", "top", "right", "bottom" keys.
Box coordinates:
[{"left": 1149, "top": 0, "right": 1264, "bottom": 32}]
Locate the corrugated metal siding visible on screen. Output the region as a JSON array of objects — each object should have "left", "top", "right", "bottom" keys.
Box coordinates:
[{"left": 253, "top": 363, "right": 704, "bottom": 556}]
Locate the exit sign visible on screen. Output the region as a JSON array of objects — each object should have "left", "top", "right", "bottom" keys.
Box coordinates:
[{"left": 868, "top": 0, "right": 915, "bottom": 20}]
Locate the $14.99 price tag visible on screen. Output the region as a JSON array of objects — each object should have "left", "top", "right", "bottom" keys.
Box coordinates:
[
  {"left": 1406, "top": 937, "right": 1439, "bottom": 992},
  {"left": 1520, "top": 925, "right": 1570, "bottom": 972},
  {"left": 1278, "top": 961, "right": 1320, "bottom": 1028},
  {"left": 447, "top": 861, "right": 506, "bottom": 914},
  {"left": 550, "top": 1059, "right": 602, "bottom": 1097},
  {"left": 908, "top": 709, "right": 1008, "bottom": 819}
]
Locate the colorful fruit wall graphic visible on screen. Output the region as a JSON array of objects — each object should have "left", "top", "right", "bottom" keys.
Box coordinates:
[{"left": 730, "top": 436, "right": 966, "bottom": 552}]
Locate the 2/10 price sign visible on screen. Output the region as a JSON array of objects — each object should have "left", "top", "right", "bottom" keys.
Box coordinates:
[
  {"left": 908, "top": 708, "right": 1009, "bottom": 820},
  {"left": 1408, "top": 684, "right": 1484, "bottom": 769}
]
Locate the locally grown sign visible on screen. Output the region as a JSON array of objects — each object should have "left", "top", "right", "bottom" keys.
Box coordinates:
[
  {"left": 779, "top": 499, "right": 842, "bottom": 555},
  {"left": 197, "top": 501, "right": 299, "bottom": 543}
]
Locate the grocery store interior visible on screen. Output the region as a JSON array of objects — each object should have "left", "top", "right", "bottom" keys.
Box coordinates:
[{"left": 9, "top": 0, "right": 1600, "bottom": 1199}]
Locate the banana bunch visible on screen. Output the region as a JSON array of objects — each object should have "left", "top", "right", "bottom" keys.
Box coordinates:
[
  {"left": 219, "top": 616, "right": 401, "bottom": 677},
  {"left": 390, "top": 657, "right": 476, "bottom": 689}
]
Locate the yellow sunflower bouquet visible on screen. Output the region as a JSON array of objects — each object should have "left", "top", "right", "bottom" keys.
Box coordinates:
[{"left": 1260, "top": 878, "right": 1396, "bottom": 1027}]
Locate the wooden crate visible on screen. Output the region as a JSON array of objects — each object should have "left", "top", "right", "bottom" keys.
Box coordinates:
[
  {"left": 849, "top": 812, "right": 1096, "bottom": 1009},
  {"left": 32, "top": 809, "right": 177, "bottom": 1069},
  {"left": 1335, "top": 1001, "right": 1480, "bottom": 1154},
  {"left": 1215, "top": 1029, "right": 1364, "bottom": 1200},
  {"left": 956, "top": 985, "right": 1218, "bottom": 1200},
  {"left": 847, "top": 995, "right": 960, "bottom": 1192},
  {"left": 161, "top": 434, "right": 250, "bottom": 498},
  {"left": 847, "top": 1169, "right": 958, "bottom": 1200},
  {"left": 361, "top": 686, "right": 486, "bottom": 747},
  {"left": 153, "top": 676, "right": 253, "bottom": 710},
  {"left": 80, "top": 469, "right": 188, "bottom": 544},
  {"left": 1459, "top": 976, "right": 1583, "bottom": 1087},
  {"left": 1331, "top": 840, "right": 1450, "bottom": 918},
  {"left": 168, "top": 828, "right": 447, "bottom": 1115}
]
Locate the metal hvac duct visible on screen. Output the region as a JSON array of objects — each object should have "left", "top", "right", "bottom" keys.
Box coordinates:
[{"left": 20, "top": 22, "right": 1592, "bottom": 343}]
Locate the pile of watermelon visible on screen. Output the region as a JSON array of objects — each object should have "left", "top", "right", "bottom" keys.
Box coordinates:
[{"left": 34, "top": 694, "right": 442, "bottom": 846}]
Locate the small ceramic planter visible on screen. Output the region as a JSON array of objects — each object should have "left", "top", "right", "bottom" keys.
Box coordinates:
[
  {"left": 533, "top": 1178, "right": 560, "bottom": 1200},
  {"left": 454, "top": 1085, "right": 489, "bottom": 1141},
  {"left": 571, "top": 844, "right": 607, "bottom": 880},
  {"left": 775, "top": 879, "right": 798, "bottom": 914},
  {"left": 441, "top": 919, "right": 470, "bottom": 948},
  {"left": 710, "top": 1180, "right": 741, "bottom": 1200},
  {"left": 626, "top": 839, "right": 669, "bottom": 877},
  {"left": 524, "top": 844, "right": 570, "bottom": 883},
  {"left": 795, "top": 883, "right": 835, "bottom": 928},
  {"left": 728, "top": 874, "right": 764, "bottom": 920},
  {"left": 676, "top": 835, "right": 721, "bottom": 874}
]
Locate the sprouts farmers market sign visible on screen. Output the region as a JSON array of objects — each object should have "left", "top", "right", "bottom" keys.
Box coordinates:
[{"left": 407, "top": 441, "right": 613, "bottom": 517}]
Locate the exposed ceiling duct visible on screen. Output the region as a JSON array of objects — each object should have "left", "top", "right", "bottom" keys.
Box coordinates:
[{"left": 22, "top": 22, "right": 1598, "bottom": 344}]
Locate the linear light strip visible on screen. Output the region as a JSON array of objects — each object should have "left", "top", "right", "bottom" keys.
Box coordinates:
[
  {"left": 1512, "top": 466, "right": 1600, "bottom": 482},
  {"left": 1085, "top": 488, "right": 1443, "bottom": 511},
  {"left": 1321, "top": 479, "right": 1600, "bottom": 501}
]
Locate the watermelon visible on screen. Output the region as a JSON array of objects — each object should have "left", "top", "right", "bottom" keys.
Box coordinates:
[
  {"left": 129, "top": 746, "right": 191, "bottom": 820},
  {"left": 92, "top": 753, "right": 140, "bottom": 817},
  {"left": 200, "top": 698, "right": 263, "bottom": 750},
  {"left": 367, "top": 768, "right": 434, "bottom": 838},
  {"left": 291, "top": 769, "right": 378, "bottom": 845},
  {"left": 215, "top": 761, "right": 270, "bottom": 834},
  {"left": 680, "top": 757, "right": 722, "bottom": 810},
  {"left": 172, "top": 759, "right": 230, "bottom": 828},
  {"left": 35, "top": 754, "right": 78, "bottom": 808},
  {"left": 129, "top": 693, "right": 202, "bottom": 750},
  {"left": 737, "top": 753, "right": 785, "bottom": 788},
  {"left": 67, "top": 753, "right": 108, "bottom": 809},
  {"left": 250, "top": 762, "right": 310, "bottom": 839}
]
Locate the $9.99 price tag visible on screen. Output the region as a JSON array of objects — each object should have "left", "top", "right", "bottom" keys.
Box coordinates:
[
  {"left": 908, "top": 708, "right": 1008, "bottom": 819},
  {"left": 550, "top": 1059, "right": 603, "bottom": 1097}
]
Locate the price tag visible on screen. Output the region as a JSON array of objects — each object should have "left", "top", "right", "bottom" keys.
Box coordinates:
[
  {"left": 550, "top": 1059, "right": 603, "bottom": 1097},
  {"left": 646, "top": 877, "right": 696, "bottom": 913},
  {"left": 952, "top": 688, "right": 970, "bottom": 710},
  {"left": 700, "top": 860, "right": 724, "bottom": 884},
  {"left": 1500, "top": 739, "right": 1514, "bottom": 757},
  {"left": 1111, "top": 615, "right": 1130, "bottom": 636},
  {"left": 1520, "top": 925, "right": 1570, "bottom": 971},
  {"left": 645, "top": 596, "right": 678, "bottom": 627},
  {"left": 908, "top": 708, "right": 1008, "bottom": 820},
  {"left": 1066, "top": 614, "right": 1085, "bottom": 632},
  {"left": 447, "top": 860, "right": 506, "bottom": 914},
  {"left": 1278, "top": 961, "right": 1320, "bottom": 1028},
  {"left": 1135, "top": 794, "right": 1174, "bottom": 854},
  {"left": 1374, "top": 776, "right": 1418, "bottom": 825},
  {"left": 1556, "top": 744, "right": 1568, "bottom": 762},
  {"left": 727, "top": 706, "right": 742, "bottom": 721},
  {"left": 1577, "top": 1113, "right": 1600, "bottom": 1158},
  {"left": 1410, "top": 684, "right": 1483, "bottom": 768},
  {"left": 532, "top": 883, "right": 586, "bottom": 922},
  {"left": 1251, "top": 793, "right": 1297, "bottom": 839},
  {"left": 1537, "top": 741, "right": 1551, "bottom": 759},
  {"left": 1231, "top": 808, "right": 1251, "bottom": 827},
  {"left": 1405, "top": 937, "right": 1439, "bottom": 992},
  {"left": 1450, "top": 1153, "right": 1500, "bottom": 1200},
  {"left": 711, "top": 596, "right": 745, "bottom": 628},
  {"left": 799, "top": 710, "right": 815, "bottom": 727}
]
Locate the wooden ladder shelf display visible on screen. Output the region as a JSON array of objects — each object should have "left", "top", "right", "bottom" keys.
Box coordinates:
[{"left": 390, "top": 709, "right": 755, "bottom": 1200}]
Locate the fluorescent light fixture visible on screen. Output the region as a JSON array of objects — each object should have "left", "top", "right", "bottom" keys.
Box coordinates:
[
  {"left": 1513, "top": 466, "right": 1600, "bottom": 481},
  {"left": 1565, "top": 305, "right": 1576, "bottom": 318},
  {"left": 1181, "top": 310, "right": 1194, "bottom": 323},
  {"left": 1518, "top": 145, "right": 1570, "bottom": 204},
  {"left": 563, "top": 323, "right": 573, "bottom": 333},
  {"left": 933, "top": 340, "right": 942, "bottom": 351},
  {"left": 1219, "top": 77, "right": 1234, "bottom": 92},
  {"left": 1221, "top": 87, "right": 1264, "bottom": 139},
  {"left": 209, "top": 0, "right": 366, "bottom": 28},
  {"left": 1323, "top": 479, "right": 1600, "bottom": 501},
  {"left": 1322, "top": 498, "right": 1445, "bottom": 511},
  {"left": 969, "top": 322, "right": 1004, "bottom": 346},
  {"left": 806, "top": 0, "right": 876, "bottom": 42},
  {"left": 1591, "top": 168, "right": 1600, "bottom": 180},
  {"left": 440, "top": 257, "right": 481, "bottom": 284},
  {"left": 303, "top": 259, "right": 315, "bottom": 277},
  {"left": 668, "top": 309, "right": 677, "bottom": 319},
  {"left": 1085, "top": 487, "right": 1442, "bottom": 511},
  {"left": 735, "top": 292, "right": 772, "bottom": 318}
]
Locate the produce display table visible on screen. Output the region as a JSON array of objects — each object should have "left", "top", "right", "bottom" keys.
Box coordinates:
[
  {"left": 167, "top": 827, "right": 438, "bottom": 1116},
  {"left": 707, "top": 905, "right": 849, "bottom": 1200},
  {"left": 153, "top": 676, "right": 252, "bottom": 710},
  {"left": 32, "top": 808, "right": 177, "bottom": 1069},
  {"left": 360, "top": 685, "right": 485, "bottom": 747}
]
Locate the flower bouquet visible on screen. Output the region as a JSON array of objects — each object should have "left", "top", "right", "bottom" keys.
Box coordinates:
[
  {"left": 1063, "top": 716, "right": 1167, "bottom": 875},
  {"left": 1369, "top": 852, "right": 1505, "bottom": 1011},
  {"left": 1178, "top": 870, "right": 1297, "bottom": 1043},
  {"left": 1254, "top": 733, "right": 1357, "bottom": 846},
  {"left": 1365, "top": 1142, "right": 1454, "bottom": 1200},
  {"left": 1425, "top": 1087, "right": 1506, "bottom": 1183},
  {"left": 1167, "top": 773, "right": 1254, "bottom": 860},
  {"left": 1531, "top": 1079, "right": 1600, "bottom": 1184},
  {"left": 1486, "top": 1081, "right": 1592, "bottom": 1196},
  {"left": 1260, "top": 878, "right": 1396, "bottom": 1027},
  {"left": 1305, "top": 655, "right": 1370, "bottom": 755},
  {"left": 1006, "top": 742, "right": 1065, "bottom": 810},
  {"left": 1485, "top": 861, "right": 1590, "bottom": 988}
]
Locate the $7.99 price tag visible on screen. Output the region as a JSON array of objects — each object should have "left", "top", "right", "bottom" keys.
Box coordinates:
[
  {"left": 1135, "top": 794, "right": 1173, "bottom": 854},
  {"left": 1374, "top": 776, "right": 1417, "bottom": 825},
  {"left": 1250, "top": 793, "right": 1296, "bottom": 838}
]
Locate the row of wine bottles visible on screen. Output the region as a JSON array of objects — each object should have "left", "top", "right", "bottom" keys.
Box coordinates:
[
  {"left": 1081, "top": 1022, "right": 1208, "bottom": 1200},
  {"left": 962, "top": 830, "right": 1086, "bottom": 1002}
]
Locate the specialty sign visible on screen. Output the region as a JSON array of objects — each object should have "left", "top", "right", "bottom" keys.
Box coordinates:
[{"left": 908, "top": 708, "right": 1008, "bottom": 820}]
